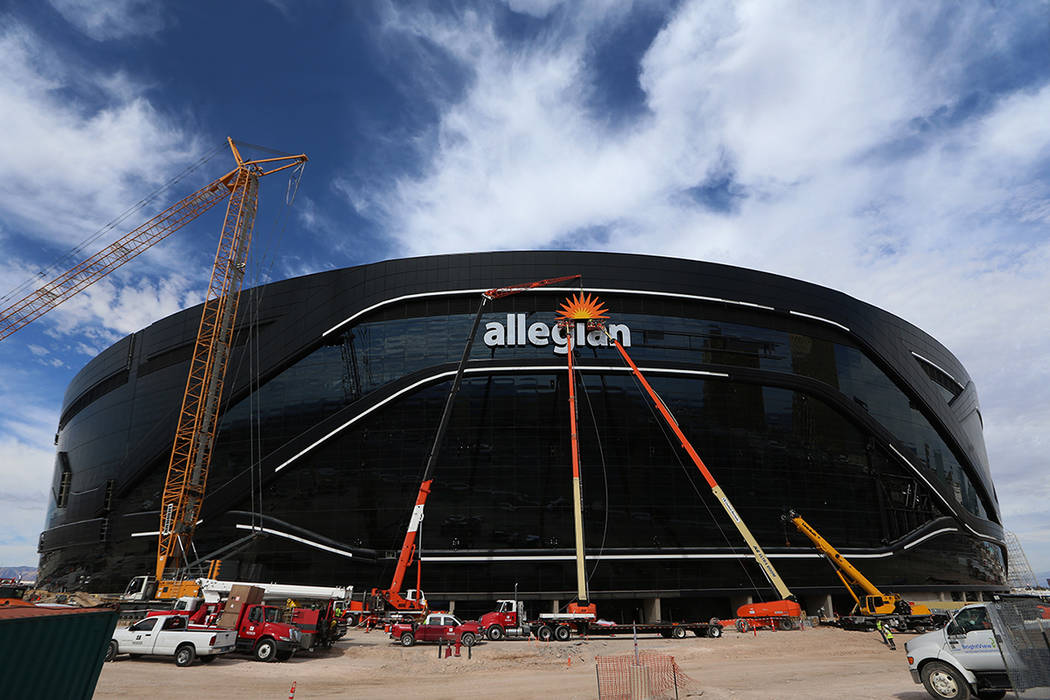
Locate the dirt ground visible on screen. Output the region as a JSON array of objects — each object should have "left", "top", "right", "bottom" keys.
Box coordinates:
[{"left": 94, "top": 626, "right": 934, "bottom": 699}]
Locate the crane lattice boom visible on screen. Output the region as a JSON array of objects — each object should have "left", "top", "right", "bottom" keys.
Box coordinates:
[{"left": 156, "top": 138, "right": 307, "bottom": 581}]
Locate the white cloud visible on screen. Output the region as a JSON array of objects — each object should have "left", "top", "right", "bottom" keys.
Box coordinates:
[
  {"left": 0, "top": 402, "right": 58, "bottom": 567},
  {"left": 343, "top": 0, "right": 1050, "bottom": 571},
  {"left": 0, "top": 23, "right": 202, "bottom": 244},
  {"left": 47, "top": 0, "right": 166, "bottom": 41}
]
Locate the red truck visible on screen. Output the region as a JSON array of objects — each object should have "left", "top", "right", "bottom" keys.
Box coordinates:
[
  {"left": 479, "top": 598, "right": 722, "bottom": 641},
  {"left": 389, "top": 612, "right": 482, "bottom": 647},
  {"left": 151, "top": 587, "right": 302, "bottom": 661}
]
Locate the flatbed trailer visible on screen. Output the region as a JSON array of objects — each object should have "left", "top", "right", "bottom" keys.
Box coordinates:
[{"left": 577, "top": 619, "right": 723, "bottom": 639}]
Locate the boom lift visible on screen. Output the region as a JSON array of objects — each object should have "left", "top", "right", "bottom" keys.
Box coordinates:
[
  {"left": 367, "top": 274, "right": 581, "bottom": 618},
  {"left": 783, "top": 509, "right": 945, "bottom": 631},
  {"left": 590, "top": 306, "right": 802, "bottom": 624}
]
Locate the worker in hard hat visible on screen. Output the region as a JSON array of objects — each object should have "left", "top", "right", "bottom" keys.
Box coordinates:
[{"left": 875, "top": 620, "right": 896, "bottom": 650}]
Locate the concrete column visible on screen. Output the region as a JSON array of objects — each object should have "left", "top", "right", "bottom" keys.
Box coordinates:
[
  {"left": 551, "top": 599, "right": 560, "bottom": 614},
  {"left": 448, "top": 601, "right": 455, "bottom": 614},
  {"left": 803, "top": 594, "right": 835, "bottom": 618},
  {"left": 642, "top": 598, "right": 662, "bottom": 623}
]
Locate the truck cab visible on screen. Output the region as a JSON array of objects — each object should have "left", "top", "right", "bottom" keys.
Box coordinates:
[
  {"left": 906, "top": 604, "right": 1010, "bottom": 699},
  {"left": 479, "top": 599, "right": 530, "bottom": 640},
  {"left": 232, "top": 604, "right": 302, "bottom": 661}
]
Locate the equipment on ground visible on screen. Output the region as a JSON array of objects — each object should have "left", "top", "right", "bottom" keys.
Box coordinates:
[
  {"left": 106, "top": 613, "right": 237, "bottom": 666},
  {"left": 479, "top": 592, "right": 722, "bottom": 642},
  {"left": 783, "top": 509, "right": 944, "bottom": 631},
  {"left": 906, "top": 596, "right": 1050, "bottom": 700},
  {"left": 596, "top": 318, "right": 801, "bottom": 624},
  {"left": 366, "top": 275, "right": 581, "bottom": 620}
]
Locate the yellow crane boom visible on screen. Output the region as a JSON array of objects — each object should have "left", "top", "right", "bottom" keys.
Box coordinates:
[{"left": 784, "top": 509, "right": 932, "bottom": 617}]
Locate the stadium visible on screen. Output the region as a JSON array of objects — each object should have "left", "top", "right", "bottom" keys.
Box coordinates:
[{"left": 38, "top": 251, "right": 1007, "bottom": 619}]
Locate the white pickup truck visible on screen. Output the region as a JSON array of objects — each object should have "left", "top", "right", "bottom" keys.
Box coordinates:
[
  {"left": 905, "top": 597, "right": 1050, "bottom": 700},
  {"left": 106, "top": 613, "right": 236, "bottom": 666}
]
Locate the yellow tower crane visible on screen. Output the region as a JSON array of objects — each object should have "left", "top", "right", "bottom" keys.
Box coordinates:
[{"left": 0, "top": 138, "right": 306, "bottom": 599}]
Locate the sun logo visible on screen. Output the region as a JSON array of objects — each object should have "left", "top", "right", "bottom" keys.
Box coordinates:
[{"left": 556, "top": 292, "right": 609, "bottom": 322}]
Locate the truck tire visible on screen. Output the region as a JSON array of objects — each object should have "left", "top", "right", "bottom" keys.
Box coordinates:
[
  {"left": 254, "top": 639, "right": 277, "bottom": 662},
  {"left": 554, "top": 625, "right": 571, "bottom": 642},
  {"left": 777, "top": 618, "right": 797, "bottom": 631},
  {"left": 487, "top": 625, "right": 505, "bottom": 641},
  {"left": 537, "top": 625, "right": 553, "bottom": 642},
  {"left": 735, "top": 619, "right": 749, "bottom": 633},
  {"left": 707, "top": 624, "right": 722, "bottom": 638},
  {"left": 671, "top": 626, "right": 687, "bottom": 639},
  {"left": 461, "top": 632, "right": 477, "bottom": 647},
  {"left": 105, "top": 640, "right": 118, "bottom": 662},
  {"left": 921, "top": 661, "right": 972, "bottom": 700},
  {"left": 400, "top": 632, "right": 415, "bottom": 647},
  {"left": 174, "top": 644, "right": 196, "bottom": 667}
]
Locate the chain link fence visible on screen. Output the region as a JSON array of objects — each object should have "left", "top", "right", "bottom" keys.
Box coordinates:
[{"left": 988, "top": 596, "right": 1050, "bottom": 699}]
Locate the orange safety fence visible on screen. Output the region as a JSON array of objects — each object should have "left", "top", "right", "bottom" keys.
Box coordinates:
[{"left": 595, "top": 651, "right": 700, "bottom": 700}]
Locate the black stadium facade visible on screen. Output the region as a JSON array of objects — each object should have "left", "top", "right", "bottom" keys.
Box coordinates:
[{"left": 39, "top": 251, "right": 1006, "bottom": 617}]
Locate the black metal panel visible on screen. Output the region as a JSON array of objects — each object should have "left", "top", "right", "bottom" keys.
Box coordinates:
[{"left": 38, "top": 252, "right": 1004, "bottom": 595}]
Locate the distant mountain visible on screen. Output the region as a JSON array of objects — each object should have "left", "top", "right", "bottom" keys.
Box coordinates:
[{"left": 0, "top": 566, "right": 37, "bottom": 582}]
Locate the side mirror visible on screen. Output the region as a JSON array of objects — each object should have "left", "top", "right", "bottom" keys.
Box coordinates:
[{"left": 947, "top": 622, "right": 964, "bottom": 637}]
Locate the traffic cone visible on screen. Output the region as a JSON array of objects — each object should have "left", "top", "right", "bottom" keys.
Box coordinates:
[
  {"left": 288, "top": 681, "right": 296, "bottom": 699},
  {"left": 567, "top": 656, "right": 572, "bottom": 669}
]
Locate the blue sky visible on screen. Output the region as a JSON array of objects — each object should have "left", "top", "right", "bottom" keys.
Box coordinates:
[{"left": 1, "top": 0, "right": 1048, "bottom": 581}]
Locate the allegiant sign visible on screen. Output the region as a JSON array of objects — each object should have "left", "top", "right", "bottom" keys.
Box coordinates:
[{"left": 483, "top": 314, "right": 631, "bottom": 355}]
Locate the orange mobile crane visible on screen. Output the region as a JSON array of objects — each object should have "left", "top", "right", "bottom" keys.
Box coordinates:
[
  {"left": 0, "top": 138, "right": 307, "bottom": 600},
  {"left": 365, "top": 275, "right": 581, "bottom": 620}
]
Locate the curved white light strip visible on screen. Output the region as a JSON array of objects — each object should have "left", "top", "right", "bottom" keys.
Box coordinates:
[
  {"left": 235, "top": 523, "right": 354, "bottom": 558},
  {"left": 903, "top": 528, "right": 958, "bottom": 550},
  {"left": 274, "top": 364, "right": 729, "bottom": 473},
  {"left": 911, "top": 351, "right": 965, "bottom": 391},
  {"left": 322, "top": 285, "right": 783, "bottom": 338},
  {"left": 421, "top": 551, "right": 893, "bottom": 563},
  {"left": 788, "top": 310, "right": 850, "bottom": 332},
  {"left": 887, "top": 445, "right": 1001, "bottom": 544}
]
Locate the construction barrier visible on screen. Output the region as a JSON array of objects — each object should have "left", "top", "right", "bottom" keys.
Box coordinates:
[
  {"left": 595, "top": 651, "right": 700, "bottom": 700},
  {"left": 989, "top": 598, "right": 1050, "bottom": 699}
]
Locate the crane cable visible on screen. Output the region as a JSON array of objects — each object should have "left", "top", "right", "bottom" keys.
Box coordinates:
[
  {"left": 197, "top": 154, "right": 306, "bottom": 534},
  {"left": 621, "top": 366, "right": 766, "bottom": 602},
  {"left": 1, "top": 141, "right": 227, "bottom": 303}
]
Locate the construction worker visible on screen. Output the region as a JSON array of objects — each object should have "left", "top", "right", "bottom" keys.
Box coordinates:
[{"left": 875, "top": 620, "right": 896, "bottom": 650}]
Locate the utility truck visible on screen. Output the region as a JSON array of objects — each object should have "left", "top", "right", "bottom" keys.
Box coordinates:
[
  {"left": 106, "top": 613, "right": 236, "bottom": 666},
  {"left": 905, "top": 595, "right": 1050, "bottom": 700},
  {"left": 152, "top": 580, "right": 348, "bottom": 655}
]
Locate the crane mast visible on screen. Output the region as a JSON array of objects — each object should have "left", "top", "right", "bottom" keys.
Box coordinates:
[{"left": 154, "top": 139, "right": 307, "bottom": 586}]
